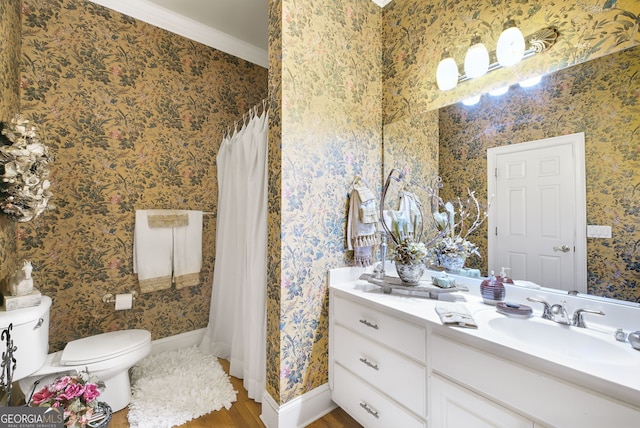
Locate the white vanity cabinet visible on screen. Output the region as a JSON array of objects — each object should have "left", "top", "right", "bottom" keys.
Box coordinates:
[
  {"left": 329, "top": 272, "right": 640, "bottom": 428},
  {"left": 329, "top": 290, "right": 427, "bottom": 428},
  {"left": 430, "top": 333, "right": 639, "bottom": 427},
  {"left": 430, "top": 374, "right": 535, "bottom": 428}
]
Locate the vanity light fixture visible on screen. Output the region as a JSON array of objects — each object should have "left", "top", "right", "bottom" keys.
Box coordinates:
[
  {"left": 462, "top": 95, "right": 482, "bottom": 106},
  {"left": 489, "top": 86, "right": 510, "bottom": 96},
  {"left": 519, "top": 75, "right": 542, "bottom": 87},
  {"left": 496, "top": 18, "right": 526, "bottom": 67},
  {"left": 437, "top": 27, "right": 558, "bottom": 91},
  {"left": 464, "top": 34, "right": 490, "bottom": 79},
  {"left": 436, "top": 49, "right": 459, "bottom": 91}
]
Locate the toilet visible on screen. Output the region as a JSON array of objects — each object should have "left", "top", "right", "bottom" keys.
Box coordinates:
[{"left": 1, "top": 296, "right": 151, "bottom": 412}]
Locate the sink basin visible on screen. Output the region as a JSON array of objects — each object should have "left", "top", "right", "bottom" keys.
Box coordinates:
[{"left": 474, "top": 310, "right": 637, "bottom": 365}]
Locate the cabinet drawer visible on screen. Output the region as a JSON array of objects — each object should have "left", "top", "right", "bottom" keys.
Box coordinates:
[
  {"left": 334, "top": 324, "right": 426, "bottom": 417},
  {"left": 333, "top": 363, "right": 426, "bottom": 428},
  {"left": 332, "top": 295, "right": 425, "bottom": 361}
]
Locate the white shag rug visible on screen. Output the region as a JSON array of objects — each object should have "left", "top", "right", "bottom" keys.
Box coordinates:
[{"left": 127, "top": 346, "right": 237, "bottom": 428}]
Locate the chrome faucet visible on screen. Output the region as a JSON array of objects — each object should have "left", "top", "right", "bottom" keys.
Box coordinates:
[
  {"left": 572, "top": 308, "right": 605, "bottom": 328},
  {"left": 527, "top": 297, "right": 605, "bottom": 328},
  {"left": 526, "top": 297, "right": 552, "bottom": 320}
]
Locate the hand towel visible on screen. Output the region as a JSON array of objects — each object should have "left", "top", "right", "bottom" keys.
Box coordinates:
[
  {"left": 398, "top": 190, "right": 423, "bottom": 240},
  {"left": 435, "top": 302, "right": 477, "bottom": 328},
  {"left": 133, "top": 210, "right": 173, "bottom": 293},
  {"left": 173, "top": 210, "right": 203, "bottom": 289},
  {"left": 147, "top": 211, "right": 189, "bottom": 228},
  {"left": 346, "top": 183, "right": 379, "bottom": 267}
]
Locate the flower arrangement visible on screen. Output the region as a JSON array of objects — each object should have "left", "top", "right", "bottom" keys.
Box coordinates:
[
  {"left": 29, "top": 371, "right": 106, "bottom": 428},
  {"left": 427, "top": 181, "right": 491, "bottom": 266},
  {"left": 0, "top": 114, "right": 53, "bottom": 222},
  {"left": 393, "top": 237, "right": 428, "bottom": 265}
]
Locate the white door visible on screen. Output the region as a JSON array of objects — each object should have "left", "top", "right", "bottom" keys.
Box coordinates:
[{"left": 487, "top": 133, "right": 587, "bottom": 293}]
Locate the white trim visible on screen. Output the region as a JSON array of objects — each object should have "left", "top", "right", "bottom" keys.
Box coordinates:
[
  {"left": 260, "top": 383, "right": 337, "bottom": 428},
  {"left": 149, "top": 327, "right": 205, "bottom": 355},
  {"left": 487, "top": 132, "right": 587, "bottom": 292},
  {"left": 87, "top": 0, "right": 268, "bottom": 68}
]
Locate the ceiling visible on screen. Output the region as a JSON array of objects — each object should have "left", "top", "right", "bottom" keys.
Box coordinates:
[{"left": 90, "top": 0, "right": 391, "bottom": 68}]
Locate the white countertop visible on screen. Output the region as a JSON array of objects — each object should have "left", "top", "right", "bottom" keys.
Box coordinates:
[{"left": 329, "top": 266, "right": 640, "bottom": 408}]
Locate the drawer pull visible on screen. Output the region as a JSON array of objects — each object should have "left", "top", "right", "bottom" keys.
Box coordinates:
[
  {"left": 359, "top": 319, "right": 379, "bottom": 329},
  {"left": 359, "top": 357, "right": 379, "bottom": 370},
  {"left": 359, "top": 401, "right": 379, "bottom": 419}
]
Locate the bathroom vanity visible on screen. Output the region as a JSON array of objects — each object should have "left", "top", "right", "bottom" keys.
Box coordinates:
[{"left": 328, "top": 267, "right": 640, "bottom": 428}]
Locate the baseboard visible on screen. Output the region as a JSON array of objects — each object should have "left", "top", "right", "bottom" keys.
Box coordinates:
[
  {"left": 149, "top": 328, "right": 206, "bottom": 355},
  {"left": 260, "top": 383, "right": 337, "bottom": 428}
]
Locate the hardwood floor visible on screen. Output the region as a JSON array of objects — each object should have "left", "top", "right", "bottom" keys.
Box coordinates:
[{"left": 110, "top": 359, "right": 361, "bottom": 427}]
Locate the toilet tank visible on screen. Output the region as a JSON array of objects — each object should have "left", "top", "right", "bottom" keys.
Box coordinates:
[{"left": 0, "top": 296, "right": 51, "bottom": 381}]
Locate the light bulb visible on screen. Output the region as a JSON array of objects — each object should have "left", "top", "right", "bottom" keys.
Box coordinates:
[
  {"left": 489, "top": 86, "right": 509, "bottom": 96},
  {"left": 436, "top": 50, "right": 459, "bottom": 91},
  {"left": 496, "top": 19, "right": 525, "bottom": 67},
  {"left": 462, "top": 95, "right": 481, "bottom": 106},
  {"left": 464, "top": 35, "right": 490, "bottom": 79},
  {"left": 519, "top": 76, "right": 542, "bottom": 87}
]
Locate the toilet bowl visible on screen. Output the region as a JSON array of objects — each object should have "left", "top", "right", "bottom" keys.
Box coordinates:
[{"left": 1, "top": 296, "right": 151, "bottom": 412}]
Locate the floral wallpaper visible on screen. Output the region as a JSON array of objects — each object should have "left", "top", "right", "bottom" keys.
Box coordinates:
[
  {"left": 16, "top": 0, "right": 267, "bottom": 351},
  {"left": 266, "top": 0, "right": 283, "bottom": 403},
  {"left": 273, "top": 0, "right": 382, "bottom": 403},
  {"left": 0, "top": 0, "right": 21, "bottom": 285},
  {"left": 383, "top": 0, "right": 640, "bottom": 124},
  {"left": 439, "top": 45, "right": 640, "bottom": 302}
]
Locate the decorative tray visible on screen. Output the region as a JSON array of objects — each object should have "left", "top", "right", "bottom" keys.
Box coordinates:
[{"left": 359, "top": 273, "right": 468, "bottom": 298}]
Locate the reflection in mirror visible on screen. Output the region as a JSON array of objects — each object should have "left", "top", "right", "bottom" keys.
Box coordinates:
[{"left": 436, "top": 45, "right": 639, "bottom": 303}]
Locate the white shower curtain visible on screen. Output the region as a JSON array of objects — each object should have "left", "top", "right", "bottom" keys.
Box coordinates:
[{"left": 200, "top": 104, "right": 268, "bottom": 402}]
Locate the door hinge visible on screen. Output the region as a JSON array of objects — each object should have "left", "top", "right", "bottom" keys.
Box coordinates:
[{"left": 495, "top": 227, "right": 498, "bottom": 236}]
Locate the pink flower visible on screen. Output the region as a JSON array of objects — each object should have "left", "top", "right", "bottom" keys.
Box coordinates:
[
  {"left": 52, "top": 376, "right": 71, "bottom": 391},
  {"left": 59, "top": 383, "right": 84, "bottom": 401},
  {"left": 30, "top": 387, "right": 55, "bottom": 405},
  {"left": 82, "top": 383, "right": 101, "bottom": 403}
]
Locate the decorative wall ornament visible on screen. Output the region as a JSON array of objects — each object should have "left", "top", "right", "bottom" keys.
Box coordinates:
[{"left": 0, "top": 115, "right": 53, "bottom": 222}]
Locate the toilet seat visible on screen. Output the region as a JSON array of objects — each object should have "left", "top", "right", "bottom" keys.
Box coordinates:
[{"left": 61, "top": 329, "right": 150, "bottom": 366}]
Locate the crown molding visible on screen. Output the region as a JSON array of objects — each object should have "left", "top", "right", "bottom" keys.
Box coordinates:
[{"left": 88, "top": 0, "right": 269, "bottom": 69}]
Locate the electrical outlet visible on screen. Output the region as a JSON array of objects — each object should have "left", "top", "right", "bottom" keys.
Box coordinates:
[{"left": 587, "top": 225, "right": 612, "bottom": 238}]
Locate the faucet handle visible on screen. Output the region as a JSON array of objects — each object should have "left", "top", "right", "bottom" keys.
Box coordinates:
[
  {"left": 572, "top": 308, "right": 605, "bottom": 328},
  {"left": 527, "top": 297, "right": 552, "bottom": 320},
  {"left": 550, "top": 301, "right": 571, "bottom": 325}
]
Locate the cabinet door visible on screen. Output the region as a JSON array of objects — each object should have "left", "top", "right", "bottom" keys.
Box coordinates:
[{"left": 431, "top": 375, "right": 533, "bottom": 428}]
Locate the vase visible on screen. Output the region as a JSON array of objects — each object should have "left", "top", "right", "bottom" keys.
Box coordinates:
[
  {"left": 438, "top": 254, "right": 466, "bottom": 273},
  {"left": 91, "top": 402, "right": 112, "bottom": 428},
  {"left": 395, "top": 262, "right": 425, "bottom": 285}
]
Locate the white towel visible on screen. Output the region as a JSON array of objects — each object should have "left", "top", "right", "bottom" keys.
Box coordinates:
[
  {"left": 173, "top": 210, "right": 203, "bottom": 289},
  {"left": 435, "top": 302, "right": 478, "bottom": 328},
  {"left": 133, "top": 210, "right": 173, "bottom": 293}
]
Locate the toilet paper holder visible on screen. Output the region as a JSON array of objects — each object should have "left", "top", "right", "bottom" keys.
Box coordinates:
[{"left": 102, "top": 291, "right": 138, "bottom": 304}]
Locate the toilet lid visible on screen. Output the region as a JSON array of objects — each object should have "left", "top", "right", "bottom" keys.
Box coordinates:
[{"left": 60, "top": 329, "right": 151, "bottom": 366}]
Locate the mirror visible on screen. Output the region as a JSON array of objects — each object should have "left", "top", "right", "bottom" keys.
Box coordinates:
[{"left": 384, "top": 44, "right": 639, "bottom": 304}]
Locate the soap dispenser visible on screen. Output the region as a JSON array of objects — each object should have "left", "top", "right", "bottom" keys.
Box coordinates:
[
  {"left": 481, "top": 271, "right": 505, "bottom": 305},
  {"left": 498, "top": 267, "right": 514, "bottom": 284}
]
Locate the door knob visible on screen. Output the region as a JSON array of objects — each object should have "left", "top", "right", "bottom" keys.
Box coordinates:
[{"left": 553, "top": 245, "right": 570, "bottom": 252}]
